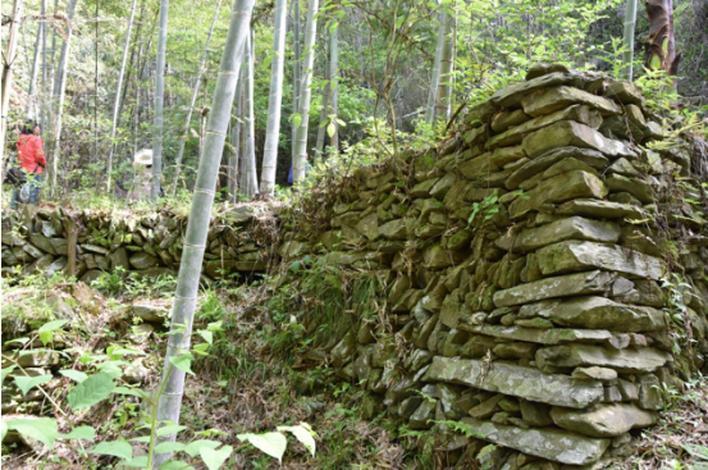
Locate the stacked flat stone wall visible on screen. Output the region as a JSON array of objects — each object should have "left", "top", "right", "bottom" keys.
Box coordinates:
[
  {"left": 1, "top": 204, "right": 277, "bottom": 282},
  {"left": 277, "top": 65, "right": 708, "bottom": 466},
  {"left": 3, "top": 65, "right": 707, "bottom": 466}
]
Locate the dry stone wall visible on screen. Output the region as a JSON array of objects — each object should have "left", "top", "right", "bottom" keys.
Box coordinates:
[
  {"left": 277, "top": 65, "right": 708, "bottom": 466},
  {"left": 1, "top": 204, "right": 277, "bottom": 282},
  {"left": 2, "top": 65, "right": 707, "bottom": 467}
]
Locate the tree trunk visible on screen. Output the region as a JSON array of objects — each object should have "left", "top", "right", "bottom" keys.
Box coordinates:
[
  {"left": 171, "top": 0, "right": 223, "bottom": 195},
  {"left": 0, "top": 0, "right": 24, "bottom": 174},
  {"left": 314, "top": 78, "right": 329, "bottom": 159},
  {"left": 290, "top": 0, "right": 301, "bottom": 164},
  {"left": 435, "top": 7, "right": 455, "bottom": 122},
  {"left": 645, "top": 0, "right": 679, "bottom": 74},
  {"left": 49, "top": 0, "right": 79, "bottom": 196},
  {"left": 623, "top": 0, "right": 639, "bottom": 80},
  {"left": 292, "top": 0, "right": 319, "bottom": 183},
  {"left": 260, "top": 0, "right": 288, "bottom": 195},
  {"left": 45, "top": 0, "right": 59, "bottom": 132},
  {"left": 425, "top": 8, "right": 448, "bottom": 124},
  {"left": 240, "top": 32, "right": 258, "bottom": 197},
  {"left": 106, "top": 0, "right": 138, "bottom": 193},
  {"left": 40, "top": 0, "right": 48, "bottom": 128},
  {"left": 227, "top": 113, "right": 240, "bottom": 201},
  {"left": 153, "top": 0, "right": 254, "bottom": 466},
  {"left": 328, "top": 21, "right": 339, "bottom": 153},
  {"left": 151, "top": 0, "right": 169, "bottom": 200},
  {"left": 27, "top": 0, "right": 44, "bottom": 119}
]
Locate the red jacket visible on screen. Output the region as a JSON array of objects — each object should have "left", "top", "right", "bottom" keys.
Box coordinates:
[{"left": 17, "top": 134, "right": 46, "bottom": 175}]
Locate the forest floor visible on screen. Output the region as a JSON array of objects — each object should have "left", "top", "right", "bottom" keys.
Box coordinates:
[{"left": 1, "top": 270, "right": 707, "bottom": 469}]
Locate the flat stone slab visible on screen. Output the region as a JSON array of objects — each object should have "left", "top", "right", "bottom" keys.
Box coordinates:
[
  {"left": 518, "top": 296, "right": 666, "bottom": 332},
  {"left": 536, "top": 344, "right": 671, "bottom": 373},
  {"left": 496, "top": 217, "right": 621, "bottom": 252},
  {"left": 521, "top": 86, "right": 621, "bottom": 117},
  {"left": 550, "top": 404, "right": 656, "bottom": 437},
  {"left": 522, "top": 120, "right": 636, "bottom": 158},
  {"left": 493, "top": 270, "right": 615, "bottom": 307},
  {"left": 490, "top": 71, "right": 601, "bottom": 108},
  {"left": 557, "top": 198, "right": 648, "bottom": 220},
  {"left": 535, "top": 240, "right": 665, "bottom": 280},
  {"left": 487, "top": 105, "right": 602, "bottom": 149},
  {"left": 459, "top": 324, "right": 619, "bottom": 346},
  {"left": 460, "top": 418, "right": 610, "bottom": 465},
  {"left": 505, "top": 146, "right": 608, "bottom": 190},
  {"left": 423, "top": 356, "right": 604, "bottom": 408},
  {"left": 509, "top": 171, "right": 607, "bottom": 219}
]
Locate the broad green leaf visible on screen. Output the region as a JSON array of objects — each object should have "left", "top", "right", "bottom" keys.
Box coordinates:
[
  {"left": 90, "top": 439, "right": 133, "bottom": 460},
  {"left": 683, "top": 444, "right": 708, "bottom": 461},
  {"left": 59, "top": 369, "right": 88, "bottom": 383},
  {"left": 159, "top": 460, "right": 194, "bottom": 470},
  {"left": 155, "top": 441, "right": 186, "bottom": 453},
  {"left": 206, "top": 321, "right": 222, "bottom": 332},
  {"left": 38, "top": 319, "right": 69, "bottom": 333},
  {"left": 4, "top": 337, "right": 29, "bottom": 346},
  {"left": 1, "top": 420, "right": 7, "bottom": 441},
  {"left": 236, "top": 432, "right": 287, "bottom": 463},
  {"left": 67, "top": 372, "right": 116, "bottom": 410},
  {"left": 38, "top": 320, "right": 68, "bottom": 345},
  {"left": 183, "top": 439, "right": 221, "bottom": 457},
  {"left": 5, "top": 417, "right": 58, "bottom": 447},
  {"left": 197, "top": 329, "right": 213, "bottom": 345},
  {"left": 277, "top": 422, "right": 316, "bottom": 457},
  {"left": 192, "top": 343, "right": 210, "bottom": 356},
  {"left": 106, "top": 345, "right": 143, "bottom": 359},
  {"left": 200, "top": 445, "right": 233, "bottom": 470},
  {"left": 97, "top": 360, "right": 128, "bottom": 378},
  {"left": 326, "top": 122, "right": 336, "bottom": 138},
  {"left": 131, "top": 435, "right": 152, "bottom": 443},
  {"left": 115, "top": 386, "right": 148, "bottom": 398},
  {"left": 157, "top": 424, "right": 187, "bottom": 437},
  {"left": 63, "top": 425, "right": 96, "bottom": 440},
  {"left": 1, "top": 365, "right": 17, "bottom": 384},
  {"left": 169, "top": 352, "right": 194, "bottom": 375},
  {"left": 122, "top": 455, "right": 149, "bottom": 468},
  {"left": 14, "top": 374, "right": 52, "bottom": 396}
]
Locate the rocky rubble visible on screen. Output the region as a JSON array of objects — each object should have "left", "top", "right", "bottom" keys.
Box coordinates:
[{"left": 3, "top": 65, "right": 707, "bottom": 467}]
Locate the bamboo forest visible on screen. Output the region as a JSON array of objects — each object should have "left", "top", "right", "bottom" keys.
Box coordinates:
[{"left": 1, "top": 0, "right": 707, "bottom": 468}]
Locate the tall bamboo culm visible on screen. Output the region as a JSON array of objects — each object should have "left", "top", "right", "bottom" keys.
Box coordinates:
[
  {"left": 170, "top": 0, "right": 223, "bottom": 195},
  {"left": 151, "top": 0, "right": 169, "bottom": 199},
  {"left": 106, "top": 0, "right": 138, "bottom": 193},
  {"left": 153, "top": 0, "right": 255, "bottom": 465},
  {"left": 292, "top": 0, "right": 320, "bottom": 183},
  {"left": 260, "top": 0, "right": 288, "bottom": 195},
  {"left": 623, "top": 0, "right": 639, "bottom": 81}
]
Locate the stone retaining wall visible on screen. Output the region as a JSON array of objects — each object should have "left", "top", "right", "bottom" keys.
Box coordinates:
[
  {"left": 3, "top": 65, "right": 707, "bottom": 466},
  {"left": 277, "top": 65, "right": 707, "bottom": 466},
  {"left": 1, "top": 204, "right": 278, "bottom": 282}
]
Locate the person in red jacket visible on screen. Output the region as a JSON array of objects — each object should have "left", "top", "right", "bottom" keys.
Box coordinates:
[{"left": 11, "top": 121, "right": 46, "bottom": 207}]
